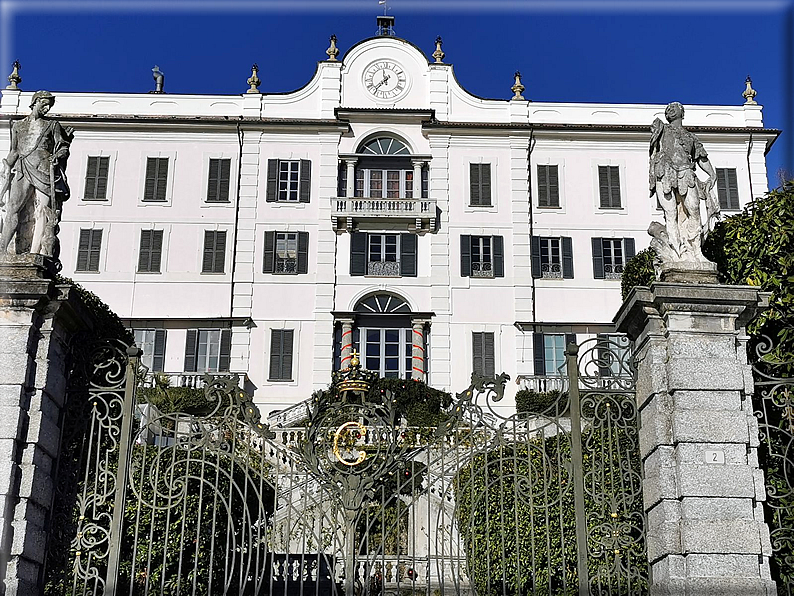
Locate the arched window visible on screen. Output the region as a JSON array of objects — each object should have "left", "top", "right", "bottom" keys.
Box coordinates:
[
  {"left": 354, "top": 293, "right": 411, "bottom": 313},
  {"left": 360, "top": 137, "right": 411, "bottom": 155}
]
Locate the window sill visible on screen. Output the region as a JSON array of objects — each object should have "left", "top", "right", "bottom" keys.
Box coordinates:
[
  {"left": 537, "top": 205, "right": 562, "bottom": 210},
  {"left": 136, "top": 270, "right": 162, "bottom": 274},
  {"left": 74, "top": 270, "right": 101, "bottom": 274},
  {"left": 200, "top": 271, "right": 227, "bottom": 275},
  {"left": 80, "top": 198, "right": 110, "bottom": 203},
  {"left": 268, "top": 378, "right": 294, "bottom": 383}
]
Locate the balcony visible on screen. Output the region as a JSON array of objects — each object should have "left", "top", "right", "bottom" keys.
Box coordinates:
[
  {"left": 332, "top": 196, "right": 437, "bottom": 232},
  {"left": 515, "top": 375, "right": 568, "bottom": 393},
  {"left": 139, "top": 371, "right": 249, "bottom": 391}
]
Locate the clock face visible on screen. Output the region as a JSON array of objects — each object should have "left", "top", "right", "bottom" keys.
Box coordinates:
[{"left": 363, "top": 60, "right": 407, "bottom": 100}]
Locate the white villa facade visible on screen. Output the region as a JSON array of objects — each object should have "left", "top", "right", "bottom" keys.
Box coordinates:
[{"left": 0, "top": 19, "right": 778, "bottom": 419}]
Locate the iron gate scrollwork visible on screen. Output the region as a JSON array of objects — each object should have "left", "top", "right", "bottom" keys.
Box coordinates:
[
  {"left": 752, "top": 331, "right": 794, "bottom": 594},
  {"left": 47, "top": 337, "right": 647, "bottom": 595}
]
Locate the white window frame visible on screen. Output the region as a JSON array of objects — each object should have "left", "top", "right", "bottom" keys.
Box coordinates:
[
  {"left": 277, "top": 160, "right": 301, "bottom": 202},
  {"left": 80, "top": 151, "right": 117, "bottom": 204},
  {"left": 539, "top": 237, "right": 562, "bottom": 279},
  {"left": 471, "top": 236, "right": 494, "bottom": 278},
  {"left": 275, "top": 231, "right": 299, "bottom": 274},
  {"left": 355, "top": 168, "right": 413, "bottom": 199},
  {"left": 464, "top": 159, "right": 498, "bottom": 213},
  {"left": 201, "top": 151, "right": 237, "bottom": 207},
  {"left": 196, "top": 329, "right": 222, "bottom": 373},
  {"left": 357, "top": 327, "right": 413, "bottom": 380},
  {"left": 601, "top": 238, "right": 625, "bottom": 279},
  {"left": 592, "top": 159, "right": 628, "bottom": 215},
  {"left": 73, "top": 226, "right": 106, "bottom": 274},
  {"left": 543, "top": 333, "right": 566, "bottom": 376}
]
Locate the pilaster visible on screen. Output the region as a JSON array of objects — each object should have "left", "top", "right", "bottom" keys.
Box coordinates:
[{"left": 615, "top": 282, "right": 775, "bottom": 596}]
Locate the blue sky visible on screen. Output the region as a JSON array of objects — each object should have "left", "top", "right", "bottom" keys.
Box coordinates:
[{"left": 1, "top": 0, "right": 791, "bottom": 186}]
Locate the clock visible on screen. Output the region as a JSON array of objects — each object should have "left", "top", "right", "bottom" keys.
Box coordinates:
[{"left": 363, "top": 60, "right": 408, "bottom": 100}]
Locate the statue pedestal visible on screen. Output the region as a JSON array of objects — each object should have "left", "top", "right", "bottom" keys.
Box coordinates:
[
  {"left": 658, "top": 261, "right": 719, "bottom": 284},
  {"left": 0, "top": 256, "right": 88, "bottom": 594},
  {"left": 615, "top": 283, "right": 776, "bottom": 596}
]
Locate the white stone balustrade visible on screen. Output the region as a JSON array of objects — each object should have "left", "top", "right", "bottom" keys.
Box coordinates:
[{"left": 332, "top": 196, "right": 437, "bottom": 232}]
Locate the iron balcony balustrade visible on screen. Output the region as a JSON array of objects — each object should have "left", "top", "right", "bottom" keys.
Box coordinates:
[
  {"left": 140, "top": 371, "right": 248, "bottom": 390},
  {"left": 332, "top": 195, "right": 437, "bottom": 232}
]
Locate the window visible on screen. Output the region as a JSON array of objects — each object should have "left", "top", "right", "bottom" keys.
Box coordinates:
[
  {"left": 356, "top": 328, "right": 413, "bottom": 379},
  {"left": 202, "top": 231, "right": 226, "bottom": 274},
  {"left": 355, "top": 169, "right": 414, "bottom": 198},
  {"left": 143, "top": 157, "right": 169, "bottom": 202},
  {"left": 350, "top": 233, "right": 417, "bottom": 277},
  {"left": 531, "top": 236, "right": 573, "bottom": 279},
  {"left": 533, "top": 333, "right": 576, "bottom": 376},
  {"left": 460, "top": 235, "right": 504, "bottom": 278},
  {"left": 472, "top": 332, "right": 495, "bottom": 377},
  {"left": 266, "top": 159, "right": 311, "bottom": 203},
  {"left": 592, "top": 237, "right": 635, "bottom": 279},
  {"left": 716, "top": 168, "right": 740, "bottom": 210},
  {"left": 269, "top": 329, "right": 294, "bottom": 381},
  {"left": 134, "top": 329, "right": 166, "bottom": 372},
  {"left": 207, "top": 158, "right": 231, "bottom": 203},
  {"left": 184, "top": 328, "right": 231, "bottom": 373},
  {"left": 76, "top": 229, "right": 102, "bottom": 272},
  {"left": 598, "top": 165, "right": 621, "bottom": 209},
  {"left": 138, "top": 229, "right": 164, "bottom": 273},
  {"left": 263, "top": 231, "right": 309, "bottom": 274},
  {"left": 469, "top": 163, "right": 492, "bottom": 206},
  {"left": 537, "top": 164, "right": 559, "bottom": 208},
  {"left": 84, "top": 156, "right": 110, "bottom": 200}
]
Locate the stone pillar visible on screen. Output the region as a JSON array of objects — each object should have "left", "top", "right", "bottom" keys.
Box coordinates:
[
  {"left": 411, "top": 319, "right": 429, "bottom": 381},
  {"left": 345, "top": 159, "right": 357, "bottom": 198},
  {"left": 615, "top": 282, "right": 776, "bottom": 596},
  {"left": 0, "top": 255, "right": 98, "bottom": 595},
  {"left": 339, "top": 318, "right": 355, "bottom": 370},
  {"left": 411, "top": 160, "right": 424, "bottom": 199}
]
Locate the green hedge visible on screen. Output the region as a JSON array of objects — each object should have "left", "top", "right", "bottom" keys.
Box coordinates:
[
  {"left": 620, "top": 248, "right": 654, "bottom": 300},
  {"left": 515, "top": 389, "right": 567, "bottom": 415}
]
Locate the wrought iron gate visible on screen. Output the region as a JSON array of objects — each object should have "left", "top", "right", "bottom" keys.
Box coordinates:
[{"left": 46, "top": 337, "right": 647, "bottom": 595}]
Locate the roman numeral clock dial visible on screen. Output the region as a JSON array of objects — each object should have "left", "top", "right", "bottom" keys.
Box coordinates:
[{"left": 363, "top": 60, "right": 408, "bottom": 100}]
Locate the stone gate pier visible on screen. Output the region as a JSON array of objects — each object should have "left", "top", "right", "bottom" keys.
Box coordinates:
[{"left": 616, "top": 282, "right": 776, "bottom": 596}]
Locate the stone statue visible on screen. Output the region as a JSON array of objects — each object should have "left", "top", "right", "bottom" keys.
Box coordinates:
[
  {"left": 648, "top": 102, "right": 720, "bottom": 276},
  {"left": 0, "top": 90, "right": 73, "bottom": 259}
]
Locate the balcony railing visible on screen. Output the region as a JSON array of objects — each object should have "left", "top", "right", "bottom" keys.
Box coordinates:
[
  {"left": 471, "top": 261, "right": 493, "bottom": 278},
  {"left": 139, "top": 371, "right": 248, "bottom": 391},
  {"left": 541, "top": 263, "right": 563, "bottom": 279},
  {"left": 332, "top": 196, "right": 437, "bottom": 232},
  {"left": 367, "top": 260, "right": 400, "bottom": 277},
  {"left": 515, "top": 375, "right": 568, "bottom": 393},
  {"left": 604, "top": 263, "right": 624, "bottom": 279}
]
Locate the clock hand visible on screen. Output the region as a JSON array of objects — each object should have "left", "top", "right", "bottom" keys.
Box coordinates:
[{"left": 373, "top": 73, "right": 391, "bottom": 90}]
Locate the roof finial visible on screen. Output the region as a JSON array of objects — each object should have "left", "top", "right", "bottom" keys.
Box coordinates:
[
  {"left": 511, "top": 71, "right": 525, "bottom": 101},
  {"left": 432, "top": 37, "right": 445, "bottom": 64},
  {"left": 246, "top": 64, "right": 261, "bottom": 94},
  {"left": 151, "top": 65, "right": 164, "bottom": 94},
  {"left": 6, "top": 60, "right": 21, "bottom": 90},
  {"left": 742, "top": 75, "right": 757, "bottom": 105},
  {"left": 326, "top": 34, "right": 339, "bottom": 61}
]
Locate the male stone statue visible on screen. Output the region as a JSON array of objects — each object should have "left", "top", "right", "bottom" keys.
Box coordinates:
[
  {"left": 649, "top": 101, "right": 720, "bottom": 269},
  {"left": 0, "top": 90, "right": 73, "bottom": 259}
]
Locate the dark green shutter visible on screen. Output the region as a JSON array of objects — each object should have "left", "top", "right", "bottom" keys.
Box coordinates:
[
  {"left": 598, "top": 166, "right": 609, "bottom": 208},
  {"left": 481, "top": 164, "right": 491, "bottom": 206},
  {"left": 460, "top": 235, "right": 471, "bottom": 277},
  {"left": 599, "top": 166, "right": 620, "bottom": 209},
  {"left": 84, "top": 156, "right": 99, "bottom": 199},
  {"left": 624, "top": 237, "right": 636, "bottom": 262},
  {"left": 472, "top": 332, "right": 484, "bottom": 376},
  {"left": 338, "top": 163, "right": 347, "bottom": 197},
  {"left": 269, "top": 329, "right": 282, "bottom": 379},
  {"left": 548, "top": 165, "right": 559, "bottom": 207},
  {"left": 484, "top": 332, "right": 495, "bottom": 377},
  {"left": 219, "top": 159, "right": 231, "bottom": 202},
  {"left": 153, "top": 329, "right": 166, "bottom": 372},
  {"left": 297, "top": 232, "right": 309, "bottom": 274},
  {"left": 609, "top": 167, "right": 621, "bottom": 208},
  {"left": 530, "top": 236, "right": 541, "bottom": 278},
  {"left": 592, "top": 237, "right": 605, "bottom": 279},
  {"left": 400, "top": 233, "right": 417, "bottom": 277},
  {"left": 219, "top": 328, "right": 232, "bottom": 372},
  {"left": 533, "top": 333, "right": 545, "bottom": 376},
  {"left": 266, "top": 159, "right": 278, "bottom": 202},
  {"left": 566, "top": 333, "right": 577, "bottom": 356},
  {"left": 469, "top": 164, "right": 480, "bottom": 206},
  {"left": 492, "top": 236, "right": 504, "bottom": 277},
  {"left": 96, "top": 156, "right": 109, "bottom": 200},
  {"left": 138, "top": 230, "right": 152, "bottom": 272},
  {"left": 718, "top": 168, "right": 740, "bottom": 210},
  {"left": 155, "top": 158, "right": 168, "bottom": 201},
  {"left": 299, "top": 160, "right": 311, "bottom": 203},
  {"left": 537, "top": 165, "right": 548, "bottom": 207},
  {"left": 76, "top": 229, "right": 90, "bottom": 271},
  {"left": 727, "top": 169, "right": 739, "bottom": 209},
  {"left": 150, "top": 230, "right": 163, "bottom": 273},
  {"left": 282, "top": 330, "right": 294, "bottom": 380},
  {"left": 88, "top": 230, "right": 102, "bottom": 272},
  {"left": 350, "top": 232, "right": 367, "bottom": 276},
  {"left": 213, "top": 232, "right": 226, "bottom": 273},
  {"left": 207, "top": 159, "right": 219, "bottom": 202},
  {"left": 202, "top": 231, "right": 215, "bottom": 273},
  {"left": 562, "top": 237, "right": 574, "bottom": 279},
  {"left": 144, "top": 158, "right": 157, "bottom": 201},
  {"left": 263, "top": 231, "right": 275, "bottom": 273},
  {"left": 184, "top": 329, "right": 198, "bottom": 372}
]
